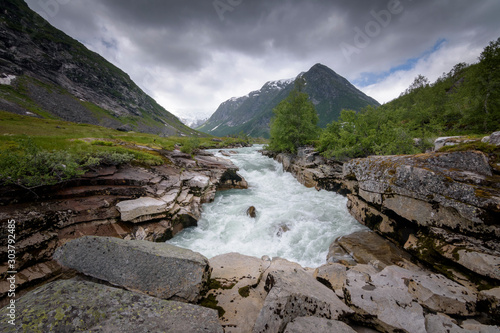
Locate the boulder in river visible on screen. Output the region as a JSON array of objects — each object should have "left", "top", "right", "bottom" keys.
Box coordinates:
[
  {"left": 54, "top": 236, "right": 211, "bottom": 302},
  {"left": 247, "top": 206, "right": 257, "bottom": 218}
]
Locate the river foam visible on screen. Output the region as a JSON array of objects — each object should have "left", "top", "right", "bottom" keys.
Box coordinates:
[{"left": 167, "top": 145, "right": 365, "bottom": 268}]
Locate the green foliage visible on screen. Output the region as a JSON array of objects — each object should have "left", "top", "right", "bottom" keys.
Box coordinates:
[
  {"left": 318, "top": 108, "right": 420, "bottom": 159},
  {"left": 180, "top": 137, "right": 201, "bottom": 154},
  {"left": 0, "top": 137, "right": 85, "bottom": 187},
  {"left": 0, "top": 137, "right": 133, "bottom": 188},
  {"left": 318, "top": 37, "right": 500, "bottom": 159},
  {"left": 268, "top": 89, "right": 319, "bottom": 153}
]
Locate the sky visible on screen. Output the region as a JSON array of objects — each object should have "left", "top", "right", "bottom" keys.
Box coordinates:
[{"left": 25, "top": 0, "right": 500, "bottom": 122}]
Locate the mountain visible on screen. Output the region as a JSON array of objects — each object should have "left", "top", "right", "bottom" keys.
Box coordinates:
[
  {"left": 0, "top": 0, "right": 196, "bottom": 136},
  {"left": 198, "top": 64, "right": 380, "bottom": 138}
]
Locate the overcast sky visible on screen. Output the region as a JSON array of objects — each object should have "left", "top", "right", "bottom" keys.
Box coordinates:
[{"left": 26, "top": 0, "right": 500, "bottom": 122}]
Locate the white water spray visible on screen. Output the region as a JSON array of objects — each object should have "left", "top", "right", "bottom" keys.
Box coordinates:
[{"left": 167, "top": 145, "right": 365, "bottom": 268}]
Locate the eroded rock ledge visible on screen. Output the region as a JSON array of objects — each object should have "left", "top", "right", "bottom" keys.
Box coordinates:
[
  {"left": 263, "top": 137, "right": 500, "bottom": 300},
  {"left": 0, "top": 149, "right": 247, "bottom": 303}
]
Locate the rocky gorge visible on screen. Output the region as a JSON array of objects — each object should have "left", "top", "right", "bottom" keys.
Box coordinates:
[
  {"left": 1, "top": 135, "right": 500, "bottom": 332},
  {"left": 0, "top": 146, "right": 248, "bottom": 306}
]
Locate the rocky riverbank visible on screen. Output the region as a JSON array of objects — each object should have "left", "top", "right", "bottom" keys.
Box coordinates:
[
  {"left": 2, "top": 230, "right": 499, "bottom": 332},
  {"left": 261, "top": 133, "right": 500, "bottom": 330},
  {"left": 0, "top": 147, "right": 247, "bottom": 305},
  {"left": 1, "top": 137, "right": 500, "bottom": 332}
]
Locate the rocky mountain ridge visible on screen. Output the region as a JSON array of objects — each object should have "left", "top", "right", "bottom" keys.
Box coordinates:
[
  {"left": 0, "top": 0, "right": 196, "bottom": 136},
  {"left": 198, "top": 63, "right": 380, "bottom": 138}
]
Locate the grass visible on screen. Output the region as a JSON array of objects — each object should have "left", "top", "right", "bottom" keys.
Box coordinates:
[{"left": 0, "top": 110, "right": 251, "bottom": 187}]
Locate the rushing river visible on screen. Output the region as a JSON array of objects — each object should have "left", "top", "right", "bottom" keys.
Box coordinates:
[{"left": 167, "top": 145, "right": 365, "bottom": 268}]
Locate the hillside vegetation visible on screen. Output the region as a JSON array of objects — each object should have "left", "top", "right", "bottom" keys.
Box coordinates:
[
  {"left": 316, "top": 38, "right": 500, "bottom": 159},
  {"left": 0, "top": 111, "right": 247, "bottom": 188},
  {"left": 0, "top": 0, "right": 196, "bottom": 136}
]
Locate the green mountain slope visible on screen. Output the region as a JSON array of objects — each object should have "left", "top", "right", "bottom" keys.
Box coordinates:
[
  {"left": 0, "top": 0, "right": 197, "bottom": 136},
  {"left": 198, "top": 63, "right": 380, "bottom": 138},
  {"left": 318, "top": 37, "right": 500, "bottom": 159}
]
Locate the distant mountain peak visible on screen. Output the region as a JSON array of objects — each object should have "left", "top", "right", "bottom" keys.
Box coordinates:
[{"left": 198, "top": 64, "right": 380, "bottom": 138}]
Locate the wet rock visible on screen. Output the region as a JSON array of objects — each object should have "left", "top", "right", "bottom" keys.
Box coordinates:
[
  {"left": 253, "top": 258, "right": 353, "bottom": 333},
  {"left": 0, "top": 279, "right": 223, "bottom": 333},
  {"left": 247, "top": 206, "right": 257, "bottom": 218},
  {"left": 283, "top": 316, "right": 357, "bottom": 333},
  {"left": 335, "top": 230, "right": 416, "bottom": 270},
  {"left": 53, "top": 236, "right": 210, "bottom": 302},
  {"left": 276, "top": 224, "right": 290, "bottom": 237}
]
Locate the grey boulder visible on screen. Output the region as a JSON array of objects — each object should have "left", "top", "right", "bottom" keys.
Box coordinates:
[
  {"left": 0, "top": 279, "right": 223, "bottom": 333},
  {"left": 54, "top": 236, "right": 210, "bottom": 302}
]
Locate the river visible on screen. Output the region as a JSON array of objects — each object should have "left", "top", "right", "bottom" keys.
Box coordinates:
[{"left": 167, "top": 145, "right": 365, "bottom": 268}]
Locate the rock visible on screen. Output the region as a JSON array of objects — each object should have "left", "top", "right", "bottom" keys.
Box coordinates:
[
  {"left": 342, "top": 151, "right": 500, "bottom": 282},
  {"left": 116, "top": 197, "right": 169, "bottom": 222},
  {"left": 425, "top": 313, "right": 500, "bottom": 333},
  {"left": 482, "top": 131, "right": 500, "bottom": 146},
  {"left": 117, "top": 123, "right": 134, "bottom": 132},
  {"left": 53, "top": 236, "right": 210, "bottom": 302},
  {"left": 372, "top": 266, "right": 477, "bottom": 316},
  {"left": 218, "top": 169, "right": 248, "bottom": 190},
  {"left": 314, "top": 263, "right": 347, "bottom": 298},
  {"left": 247, "top": 206, "right": 257, "bottom": 218},
  {"left": 283, "top": 316, "right": 357, "bottom": 333},
  {"left": 479, "top": 287, "right": 500, "bottom": 319},
  {"left": 207, "top": 253, "right": 271, "bottom": 333},
  {"left": 434, "top": 136, "right": 463, "bottom": 150},
  {"left": 344, "top": 265, "right": 426, "bottom": 333},
  {"left": 0, "top": 279, "right": 223, "bottom": 333},
  {"left": 461, "top": 319, "right": 500, "bottom": 332},
  {"left": 326, "top": 241, "right": 357, "bottom": 266},
  {"left": 335, "top": 230, "right": 416, "bottom": 270},
  {"left": 253, "top": 258, "right": 353, "bottom": 333},
  {"left": 276, "top": 224, "right": 290, "bottom": 237},
  {"left": 425, "top": 313, "right": 466, "bottom": 333}
]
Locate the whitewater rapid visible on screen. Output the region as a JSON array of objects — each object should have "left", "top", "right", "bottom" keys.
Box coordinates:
[{"left": 167, "top": 145, "right": 365, "bottom": 268}]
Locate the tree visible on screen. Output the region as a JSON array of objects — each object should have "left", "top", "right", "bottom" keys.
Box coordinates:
[{"left": 268, "top": 83, "right": 319, "bottom": 153}]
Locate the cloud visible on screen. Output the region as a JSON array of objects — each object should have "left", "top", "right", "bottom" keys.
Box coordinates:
[{"left": 25, "top": 0, "right": 500, "bottom": 119}]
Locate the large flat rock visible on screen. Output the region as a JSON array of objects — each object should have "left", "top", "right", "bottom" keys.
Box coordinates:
[
  {"left": 53, "top": 236, "right": 210, "bottom": 302},
  {"left": 0, "top": 279, "right": 223, "bottom": 333}
]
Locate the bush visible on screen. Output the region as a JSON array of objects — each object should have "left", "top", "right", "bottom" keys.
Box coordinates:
[
  {"left": 0, "top": 138, "right": 84, "bottom": 187},
  {"left": 180, "top": 137, "right": 201, "bottom": 155},
  {"left": 0, "top": 138, "right": 136, "bottom": 187}
]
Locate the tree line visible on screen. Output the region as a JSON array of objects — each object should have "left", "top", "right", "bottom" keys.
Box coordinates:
[{"left": 268, "top": 37, "right": 500, "bottom": 159}]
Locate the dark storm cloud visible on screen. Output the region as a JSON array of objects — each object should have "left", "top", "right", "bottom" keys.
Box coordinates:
[{"left": 25, "top": 0, "right": 500, "bottom": 117}]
